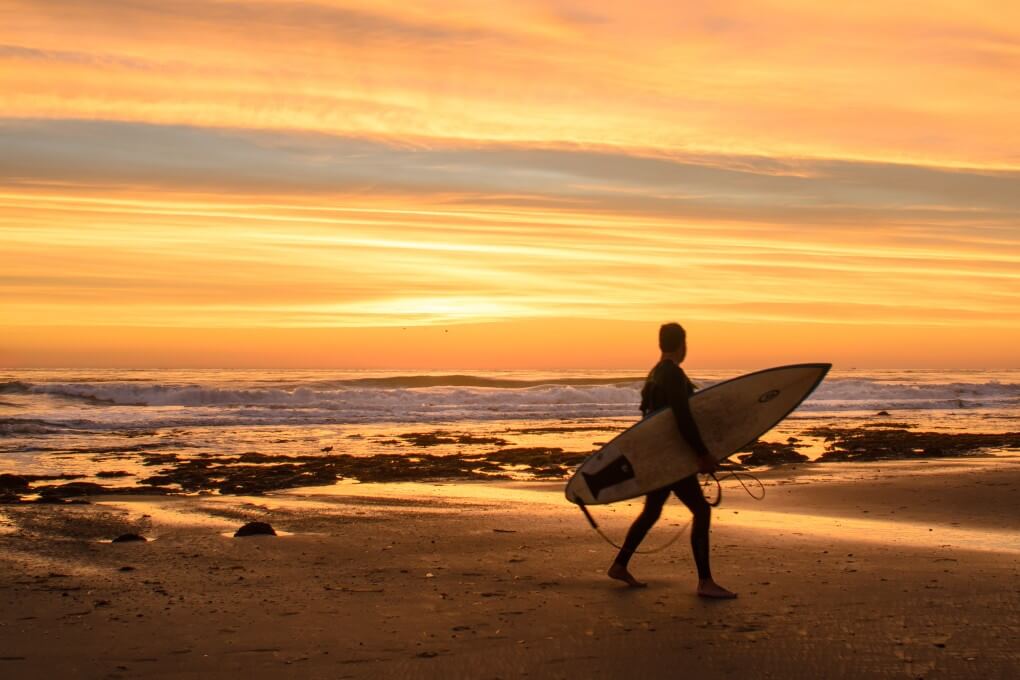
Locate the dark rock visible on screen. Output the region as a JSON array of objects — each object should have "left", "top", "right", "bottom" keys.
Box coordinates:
[
  {"left": 0, "top": 473, "right": 30, "bottom": 491},
  {"left": 476, "top": 447, "right": 587, "bottom": 478},
  {"left": 234, "top": 521, "right": 277, "bottom": 537},
  {"left": 118, "top": 566, "right": 136, "bottom": 572},
  {"left": 397, "top": 431, "right": 510, "bottom": 447},
  {"left": 63, "top": 437, "right": 601, "bottom": 495},
  {"left": 876, "top": 410, "right": 891, "bottom": 416},
  {"left": 738, "top": 441, "right": 810, "bottom": 467},
  {"left": 0, "top": 492, "right": 21, "bottom": 504},
  {"left": 141, "top": 453, "right": 180, "bottom": 466},
  {"left": 805, "top": 426, "right": 1020, "bottom": 462},
  {"left": 36, "top": 482, "right": 109, "bottom": 498},
  {"left": 112, "top": 533, "right": 147, "bottom": 543},
  {"left": 19, "top": 473, "right": 84, "bottom": 483},
  {"left": 139, "top": 474, "right": 176, "bottom": 486},
  {"left": 508, "top": 424, "right": 626, "bottom": 435},
  {"left": 862, "top": 422, "right": 915, "bottom": 429},
  {"left": 102, "top": 485, "right": 174, "bottom": 496},
  {"left": 96, "top": 470, "right": 133, "bottom": 478}
]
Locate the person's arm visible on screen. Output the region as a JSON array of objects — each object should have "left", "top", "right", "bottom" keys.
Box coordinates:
[{"left": 663, "top": 365, "right": 714, "bottom": 471}]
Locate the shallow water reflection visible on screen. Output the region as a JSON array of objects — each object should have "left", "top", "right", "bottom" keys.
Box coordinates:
[{"left": 723, "top": 508, "right": 1020, "bottom": 554}]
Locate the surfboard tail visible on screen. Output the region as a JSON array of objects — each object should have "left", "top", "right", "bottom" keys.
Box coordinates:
[{"left": 581, "top": 455, "right": 635, "bottom": 500}]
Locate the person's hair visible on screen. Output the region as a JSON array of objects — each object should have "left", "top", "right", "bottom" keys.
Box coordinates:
[{"left": 658, "top": 322, "right": 686, "bottom": 352}]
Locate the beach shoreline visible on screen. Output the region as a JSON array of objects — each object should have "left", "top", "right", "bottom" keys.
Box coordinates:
[
  {"left": 2, "top": 459, "right": 1019, "bottom": 678},
  {"left": 2, "top": 420, "right": 1018, "bottom": 503}
]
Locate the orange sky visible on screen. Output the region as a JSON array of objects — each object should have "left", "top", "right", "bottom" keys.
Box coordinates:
[{"left": 1, "top": 1, "right": 1018, "bottom": 368}]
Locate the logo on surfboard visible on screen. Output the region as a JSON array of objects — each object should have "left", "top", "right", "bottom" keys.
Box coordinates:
[
  {"left": 758, "top": 389, "right": 780, "bottom": 403},
  {"left": 582, "top": 455, "right": 636, "bottom": 500}
]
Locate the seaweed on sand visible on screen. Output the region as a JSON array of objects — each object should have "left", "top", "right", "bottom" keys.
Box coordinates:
[
  {"left": 736, "top": 441, "right": 810, "bottom": 467},
  {"left": 395, "top": 431, "right": 510, "bottom": 447},
  {"left": 123, "top": 445, "right": 595, "bottom": 495},
  {"left": 803, "top": 427, "right": 1020, "bottom": 462}
]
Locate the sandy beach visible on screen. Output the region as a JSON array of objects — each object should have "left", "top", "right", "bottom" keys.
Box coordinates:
[{"left": 3, "top": 457, "right": 1019, "bottom": 679}]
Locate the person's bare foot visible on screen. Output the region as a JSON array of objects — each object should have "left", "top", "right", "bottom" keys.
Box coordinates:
[
  {"left": 608, "top": 563, "right": 647, "bottom": 588},
  {"left": 697, "top": 579, "right": 737, "bottom": 599}
]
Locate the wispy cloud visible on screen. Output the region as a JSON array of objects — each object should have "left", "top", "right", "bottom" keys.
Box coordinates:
[
  {"left": 3, "top": 1, "right": 1018, "bottom": 165},
  {"left": 2, "top": 128, "right": 1016, "bottom": 332},
  {"left": 4, "top": 120, "right": 1020, "bottom": 219}
]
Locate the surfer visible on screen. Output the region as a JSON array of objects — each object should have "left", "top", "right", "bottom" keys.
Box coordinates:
[{"left": 607, "top": 322, "right": 737, "bottom": 599}]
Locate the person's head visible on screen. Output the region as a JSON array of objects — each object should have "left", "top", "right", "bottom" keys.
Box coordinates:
[{"left": 658, "top": 322, "right": 687, "bottom": 362}]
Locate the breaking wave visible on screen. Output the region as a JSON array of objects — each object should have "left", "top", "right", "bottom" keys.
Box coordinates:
[
  {"left": 1, "top": 373, "right": 1016, "bottom": 429},
  {"left": 808, "top": 378, "right": 1020, "bottom": 412},
  {"left": 13, "top": 381, "right": 640, "bottom": 410},
  {"left": 0, "top": 418, "right": 70, "bottom": 435}
]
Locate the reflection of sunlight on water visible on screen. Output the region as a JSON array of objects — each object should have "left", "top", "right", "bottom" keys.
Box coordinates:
[
  {"left": 778, "top": 455, "right": 1020, "bottom": 483},
  {"left": 285, "top": 479, "right": 568, "bottom": 506},
  {"left": 288, "top": 479, "right": 1020, "bottom": 555},
  {"left": 98, "top": 499, "right": 238, "bottom": 529},
  {"left": 724, "top": 508, "right": 1020, "bottom": 554}
]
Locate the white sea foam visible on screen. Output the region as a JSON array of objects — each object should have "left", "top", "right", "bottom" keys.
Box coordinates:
[
  {"left": 806, "top": 378, "right": 1019, "bottom": 411},
  {"left": 0, "top": 371, "right": 1016, "bottom": 429}
]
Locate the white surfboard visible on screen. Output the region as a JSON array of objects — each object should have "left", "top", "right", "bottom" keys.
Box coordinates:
[{"left": 565, "top": 364, "right": 830, "bottom": 505}]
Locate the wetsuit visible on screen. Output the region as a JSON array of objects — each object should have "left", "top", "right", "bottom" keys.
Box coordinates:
[{"left": 613, "top": 360, "right": 713, "bottom": 579}]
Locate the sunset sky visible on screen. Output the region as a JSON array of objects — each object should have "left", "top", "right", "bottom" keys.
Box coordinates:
[{"left": 1, "top": 0, "right": 1018, "bottom": 368}]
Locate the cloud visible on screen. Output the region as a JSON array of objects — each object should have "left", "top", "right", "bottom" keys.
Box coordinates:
[
  {"left": 3, "top": 1, "right": 1019, "bottom": 166},
  {"left": 6, "top": 0, "right": 507, "bottom": 46},
  {"left": 3, "top": 119, "right": 1019, "bottom": 226},
  {"left": 9, "top": 121, "right": 1015, "bottom": 212}
]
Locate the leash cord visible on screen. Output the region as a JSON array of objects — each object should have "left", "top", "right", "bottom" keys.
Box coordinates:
[
  {"left": 706, "top": 469, "right": 766, "bottom": 505},
  {"left": 580, "top": 470, "right": 765, "bottom": 554},
  {"left": 584, "top": 514, "right": 691, "bottom": 555}
]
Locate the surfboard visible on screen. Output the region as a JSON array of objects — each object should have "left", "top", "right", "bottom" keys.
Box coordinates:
[{"left": 565, "top": 363, "right": 830, "bottom": 505}]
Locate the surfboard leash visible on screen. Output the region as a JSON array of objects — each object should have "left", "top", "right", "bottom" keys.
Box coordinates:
[
  {"left": 577, "top": 501, "right": 691, "bottom": 555},
  {"left": 703, "top": 470, "right": 766, "bottom": 506},
  {"left": 577, "top": 471, "right": 765, "bottom": 555}
]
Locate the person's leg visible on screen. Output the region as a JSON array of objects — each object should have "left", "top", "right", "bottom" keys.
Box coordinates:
[
  {"left": 673, "top": 475, "right": 736, "bottom": 599},
  {"left": 608, "top": 487, "right": 670, "bottom": 587},
  {"left": 672, "top": 475, "right": 712, "bottom": 578}
]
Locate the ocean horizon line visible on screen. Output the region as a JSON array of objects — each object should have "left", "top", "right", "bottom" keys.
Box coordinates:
[{"left": 3, "top": 366, "right": 1017, "bottom": 372}]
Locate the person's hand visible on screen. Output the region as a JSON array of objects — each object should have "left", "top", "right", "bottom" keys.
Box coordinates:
[{"left": 697, "top": 454, "right": 716, "bottom": 475}]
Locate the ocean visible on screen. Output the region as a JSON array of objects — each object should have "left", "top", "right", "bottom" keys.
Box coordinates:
[{"left": 1, "top": 368, "right": 1018, "bottom": 481}]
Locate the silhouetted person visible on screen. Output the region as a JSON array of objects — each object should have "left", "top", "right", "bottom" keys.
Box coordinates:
[{"left": 607, "top": 323, "right": 736, "bottom": 598}]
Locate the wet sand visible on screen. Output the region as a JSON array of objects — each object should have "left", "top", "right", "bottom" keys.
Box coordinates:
[{"left": 2, "top": 459, "right": 1020, "bottom": 679}]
